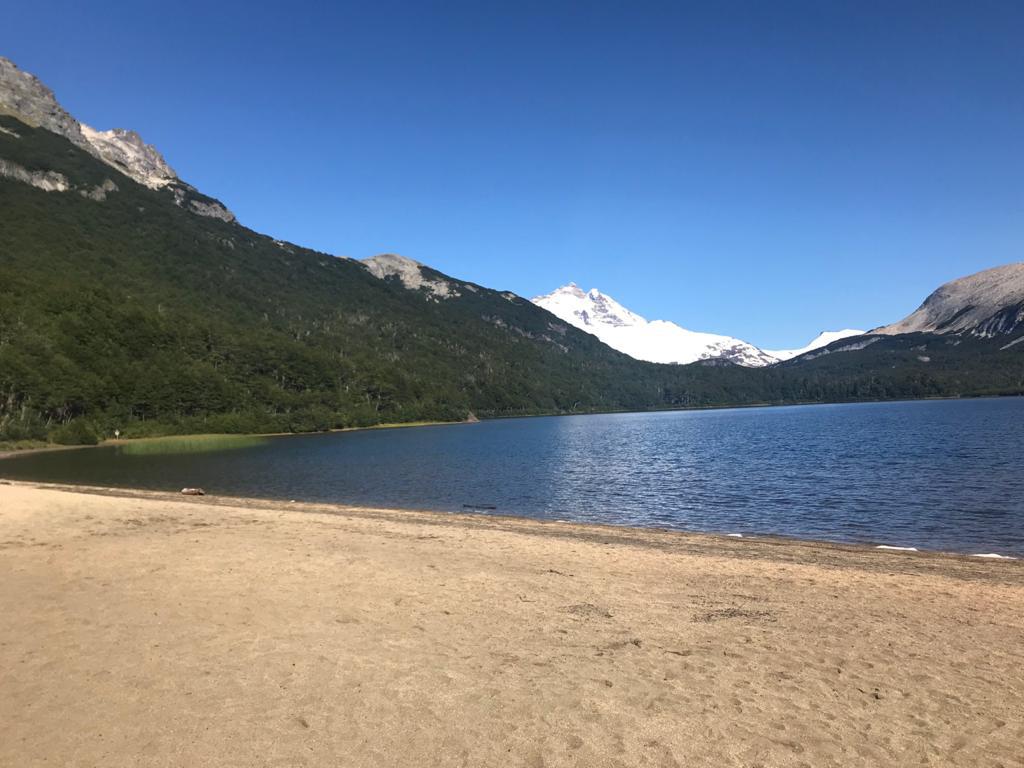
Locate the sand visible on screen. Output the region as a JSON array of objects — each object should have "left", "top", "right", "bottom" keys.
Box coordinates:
[{"left": 1, "top": 482, "right": 1022, "bottom": 767}]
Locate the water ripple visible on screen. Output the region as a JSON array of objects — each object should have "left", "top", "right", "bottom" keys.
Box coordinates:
[{"left": 2, "top": 398, "right": 1023, "bottom": 556}]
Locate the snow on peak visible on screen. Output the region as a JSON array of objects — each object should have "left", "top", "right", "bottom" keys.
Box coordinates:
[
  {"left": 560, "top": 282, "right": 586, "bottom": 298},
  {"left": 766, "top": 329, "right": 866, "bottom": 362},
  {"left": 535, "top": 284, "right": 648, "bottom": 329},
  {"left": 532, "top": 283, "right": 777, "bottom": 367}
]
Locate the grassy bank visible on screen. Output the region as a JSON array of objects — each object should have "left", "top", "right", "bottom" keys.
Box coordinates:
[
  {"left": 7, "top": 395, "right": 1020, "bottom": 459},
  {"left": 113, "top": 434, "right": 271, "bottom": 455},
  {"left": 0, "top": 439, "right": 52, "bottom": 453},
  {"left": 0, "top": 419, "right": 468, "bottom": 458}
]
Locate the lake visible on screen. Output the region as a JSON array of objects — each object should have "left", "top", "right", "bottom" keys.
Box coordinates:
[{"left": 2, "top": 398, "right": 1022, "bottom": 556}]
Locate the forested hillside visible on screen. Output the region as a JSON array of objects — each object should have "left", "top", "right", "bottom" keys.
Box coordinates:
[
  {"left": 1, "top": 114, "right": 1022, "bottom": 444},
  {"left": 0, "top": 114, "right": 744, "bottom": 442}
]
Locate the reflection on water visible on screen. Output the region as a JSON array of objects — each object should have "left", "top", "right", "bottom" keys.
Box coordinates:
[{"left": 3, "top": 398, "right": 1023, "bottom": 555}]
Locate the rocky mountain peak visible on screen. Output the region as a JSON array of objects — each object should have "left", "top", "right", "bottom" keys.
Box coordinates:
[
  {"left": 873, "top": 263, "right": 1024, "bottom": 337},
  {"left": 79, "top": 124, "right": 177, "bottom": 189},
  {"left": 0, "top": 56, "right": 233, "bottom": 219},
  {"left": 0, "top": 56, "right": 87, "bottom": 148}
]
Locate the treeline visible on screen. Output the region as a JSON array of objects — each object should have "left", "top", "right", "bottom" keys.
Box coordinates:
[{"left": 2, "top": 115, "right": 1022, "bottom": 445}]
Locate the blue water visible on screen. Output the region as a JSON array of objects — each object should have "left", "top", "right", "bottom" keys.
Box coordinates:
[{"left": 3, "top": 399, "right": 1023, "bottom": 555}]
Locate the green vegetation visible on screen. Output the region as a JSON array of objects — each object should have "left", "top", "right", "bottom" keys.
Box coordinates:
[
  {"left": 117, "top": 434, "right": 270, "bottom": 455},
  {"left": 47, "top": 419, "right": 100, "bottom": 445},
  {"left": 0, "top": 439, "right": 51, "bottom": 452},
  {"left": 2, "top": 113, "right": 1023, "bottom": 445}
]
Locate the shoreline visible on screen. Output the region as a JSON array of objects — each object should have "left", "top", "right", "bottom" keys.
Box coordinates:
[
  {"left": 4, "top": 392, "right": 1020, "bottom": 460},
  {"left": 3, "top": 481, "right": 1022, "bottom": 766},
  {"left": 0, "top": 418, "right": 469, "bottom": 460},
  {"left": 6, "top": 480, "right": 1022, "bottom": 573}
]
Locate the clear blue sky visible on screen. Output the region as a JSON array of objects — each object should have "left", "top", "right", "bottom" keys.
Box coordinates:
[{"left": 5, "top": 1, "right": 1022, "bottom": 347}]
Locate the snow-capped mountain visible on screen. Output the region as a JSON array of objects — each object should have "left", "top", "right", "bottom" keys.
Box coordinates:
[
  {"left": 0, "top": 56, "right": 234, "bottom": 221},
  {"left": 765, "top": 329, "right": 865, "bottom": 361},
  {"left": 532, "top": 283, "right": 778, "bottom": 367}
]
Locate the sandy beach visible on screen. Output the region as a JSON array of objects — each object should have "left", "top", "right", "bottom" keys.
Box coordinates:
[{"left": 1, "top": 483, "right": 1022, "bottom": 767}]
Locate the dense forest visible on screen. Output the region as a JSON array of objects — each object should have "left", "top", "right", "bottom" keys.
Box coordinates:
[{"left": 2, "top": 114, "right": 1022, "bottom": 445}]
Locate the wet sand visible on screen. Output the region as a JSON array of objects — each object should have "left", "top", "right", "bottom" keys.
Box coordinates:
[{"left": 1, "top": 482, "right": 1022, "bottom": 767}]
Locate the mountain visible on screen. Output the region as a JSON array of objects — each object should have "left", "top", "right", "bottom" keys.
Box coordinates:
[
  {"left": 765, "top": 264, "right": 1024, "bottom": 387},
  {"left": 532, "top": 283, "right": 777, "bottom": 367},
  {"left": 1, "top": 56, "right": 1022, "bottom": 445},
  {"left": 0, "top": 96, "right": 775, "bottom": 442},
  {"left": 533, "top": 283, "right": 868, "bottom": 366},
  {"left": 765, "top": 329, "right": 866, "bottom": 362},
  {"left": 0, "top": 56, "right": 234, "bottom": 222},
  {"left": 873, "top": 263, "right": 1024, "bottom": 338}
]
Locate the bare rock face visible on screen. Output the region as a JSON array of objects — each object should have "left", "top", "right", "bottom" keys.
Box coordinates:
[
  {"left": 873, "top": 263, "right": 1024, "bottom": 338},
  {"left": 0, "top": 56, "right": 235, "bottom": 222},
  {"left": 80, "top": 178, "right": 119, "bottom": 201},
  {"left": 79, "top": 124, "right": 177, "bottom": 190},
  {"left": 0, "top": 154, "right": 124, "bottom": 204},
  {"left": 0, "top": 57, "right": 88, "bottom": 149},
  {"left": 362, "top": 254, "right": 462, "bottom": 300},
  {"left": 170, "top": 187, "right": 236, "bottom": 223},
  {"left": 0, "top": 157, "right": 70, "bottom": 192},
  {"left": 186, "top": 196, "right": 236, "bottom": 222}
]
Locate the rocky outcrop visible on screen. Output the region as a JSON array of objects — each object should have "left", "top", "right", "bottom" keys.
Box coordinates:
[
  {"left": 362, "top": 254, "right": 462, "bottom": 300},
  {"left": 79, "top": 178, "right": 119, "bottom": 201},
  {"left": 79, "top": 125, "right": 177, "bottom": 190},
  {"left": 873, "top": 263, "right": 1024, "bottom": 337},
  {"left": 0, "top": 157, "right": 69, "bottom": 192},
  {"left": 0, "top": 155, "right": 121, "bottom": 201},
  {"left": 186, "top": 197, "right": 236, "bottom": 222},
  {"left": 0, "top": 56, "right": 235, "bottom": 222},
  {"left": 172, "top": 187, "right": 236, "bottom": 223},
  {"left": 0, "top": 57, "right": 88, "bottom": 149}
]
